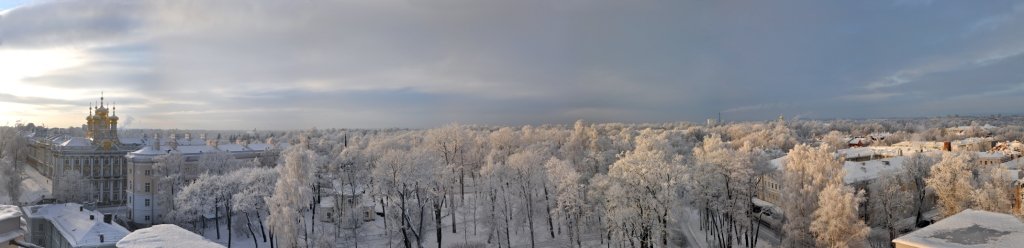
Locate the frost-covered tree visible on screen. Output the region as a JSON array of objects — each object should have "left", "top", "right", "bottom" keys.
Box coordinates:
[
  {"left": 0, "top": 128, "right": 26, "bottom": 204},
  {"left": 232, "top": 166, "right": 278, "bottom": 247},
  {"left": 688, "top": 134, "right": 770, "bottom": 248},
  {"left": 267, "top": 145, "right": 316, "bottom": 247},
  {"left": 973, "top": 163, "right": 1012, "bottom": 213},
  {"left": 152, "top": 152, "right": 185, "bottom": 221},
  {"left": 604, "top": 129, "right": 680, "bottom": 248},
  {"left": 781, "top": 144, "right": 842, "bottom": 247},
  {"left": 545, "top": 157, "right": 584, "bottom": 248},
  {"left": 372, "top": 147, "right": 437, "bottom": 248},
  {"left": 870, "top": 171, "right": 912, "bottom": 243},
  {"left": 506, "top": 149, "right": 546, "bottom": 248},
  {"left": 901, "top": 153, "right": 936, "bottom": 225},
  {"left": 54, "top": 170, "right": 95, "bottom": 204},
  {"left": 926, "top": 152, "right": 976, "bottom": 218},
  {"left": 820, "top": 131, "right": 847, "bottom": 151},
  {"left": 812, "top": 182, "right": 870, "bottom": 248}
]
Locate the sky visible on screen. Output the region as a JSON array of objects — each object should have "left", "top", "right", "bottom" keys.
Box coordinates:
[{"left": 1, "top": 0, "right": 1024, "bottom": 130}]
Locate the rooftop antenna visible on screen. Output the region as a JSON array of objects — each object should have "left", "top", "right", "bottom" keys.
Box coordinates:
[{"left": 100, "top": 91, "right": 104, "bottom": 107}]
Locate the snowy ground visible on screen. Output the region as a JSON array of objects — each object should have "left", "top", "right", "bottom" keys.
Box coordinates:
[
  {"left": 675, "top": 206, "right": 779, "bottom": 248},
  {"left": 193, "top": 191, "right": 611, "bottom": 248},
  {"left": 0, "top": 163, "right": 52, "bottom": 205}
]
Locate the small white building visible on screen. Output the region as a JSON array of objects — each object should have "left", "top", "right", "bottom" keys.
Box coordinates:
[
  {"left": 892, "top": 209, "right": 1024, "bottom": 248},
  {"left": 21, "top": 203, "right": 130, "bottom": 248},
  {"left": 116, "top": 224, "right": 223, "bottom": 248}
]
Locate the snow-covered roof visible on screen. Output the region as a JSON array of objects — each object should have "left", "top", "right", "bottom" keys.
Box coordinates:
[
  {"left": 952, "top": 137, "right": 994, "bottom": 146},
  {"left": 0, "top": 205, "right": 25, "bottom": 244},
  {"left": 119, "top": 137, "right": 144, "bottom": 145},
  {"left": 129, "top": 146, "right": 165, "bottom": 156},
  {"left": 60, "top": 137, "right": 93, "bottom": 147},
  {"left": 116, "top": 224, "right": 223, "bottom": 248},
  {"left": 174, "top": 145, "right": 220, "bottom": 154},
  {"left": 769, "top": 154, "right": 908, "bottom": 184},
  {"left": 976, "top": 151, "right": 1008, "bottom": 159},
  {"left": 128, "top": 143, "right": 276, "bottom": 158},
  {"left": 892, "top": 209, "right": 1024, "bottom": 248},
  {"left": 843, "top": 157, "right": 905, "bottom": 184},
  {"left": 22, "top": 203, "right": 130, "bottom": 247},
  {"left": 1002, "top": 157, "right": 1024, "bottom": 170}
]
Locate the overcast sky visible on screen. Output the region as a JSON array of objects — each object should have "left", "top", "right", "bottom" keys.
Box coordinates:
[{"left": 1, "top": 0, "right": 1023, "bottom": 130}]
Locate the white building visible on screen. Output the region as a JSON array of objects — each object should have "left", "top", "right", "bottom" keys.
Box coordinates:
[
  {"left": 892, "top": 209, "right": 1024, "bottom": 248},
  {"left": 124, "top": 139, "right": 280, "bottom": 226},
  {"left": 21, "top": 203, "right": 130, "bottom": 248},
  {"left": 25, "top": 96, "right": 143, "bottom": 206},
  {"left": 116, "top": 224, "right": 223, "bottom": 248}
]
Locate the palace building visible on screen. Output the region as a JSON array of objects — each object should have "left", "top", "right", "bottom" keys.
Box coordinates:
[{"left": 26, "top": 95, "right": 143, "bottom": 207}]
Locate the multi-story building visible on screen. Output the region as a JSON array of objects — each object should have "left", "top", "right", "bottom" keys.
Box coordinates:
[
  {"left": 24, "top": 96, "right": 143, "bottom": 206},
  {"left": 125, "top": 138, "right": 280, "bottom": 226},
  {"left": 21, "top": 203, "right": 130, "bottom": 248}
]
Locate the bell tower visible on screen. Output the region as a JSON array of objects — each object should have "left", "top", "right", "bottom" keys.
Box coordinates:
[{"left": 85, "top": 93, "right": 122, "bottom": 150}]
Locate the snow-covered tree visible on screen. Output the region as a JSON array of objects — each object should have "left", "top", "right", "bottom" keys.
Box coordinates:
[
  {"left": 901, "top": 152, "right": 936, "bottom": 225},
  {"left": 267, "top": 145, "right": 316, "bottom": 247},
  {"left": 232, "top": 166, "right": 278, "bottom": 247},
  {"left": 820, "top": 131, "right": 847, "bottom": 151},
  {"left": 152, "top": 152, "right": 185, "bottom": 222},
  {"left": 973, "top": 163, "right": 1012, "bottom": 213},
  {"left": 926, "top": 152, "right": 976, "bottom": 218},
  {"left": 780, "top": 144, "right": 842, "bottom": 247},
  {"left": 870, "top": 171, "right": 912, "bottom": 242},
  {"left": 54, "top": 170, "right": 95, "bottom": 204},
  {"left": 812, "top": 182, "right": 870, "bottom": 248},
  {"left": 372, "top": 147, "right": 437, "bottom": 248},
  {"left": 604, "top": 129, "right": 680, "bottom": 248},
  {"left": 545, "top": 157, "right": 584, "bottom": 248},
  {"left": 506, "top": 149, "right": 546, "bottom": 248}
]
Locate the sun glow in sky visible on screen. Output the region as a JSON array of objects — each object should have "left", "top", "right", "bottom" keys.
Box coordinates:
[{"left": 0, "top": 48, "right": 90, "bottom": 126}]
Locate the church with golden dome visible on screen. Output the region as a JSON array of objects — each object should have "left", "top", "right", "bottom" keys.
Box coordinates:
[
  {"left": 24, "top": 94, "right": 143, "bottom": 207},
  {"left": 85, "top": 94, "right": 121, "bottom": 151}
]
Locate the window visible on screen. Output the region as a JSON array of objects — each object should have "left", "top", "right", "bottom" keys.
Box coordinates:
[
  {"left": 145, "top": 199, "right": 150, "bottom": 206},
  {"left": 144, "top": 170, "right": 151, "bottom": 176},
  {"left": 144, "top": 183, "right": 150, "bottom": 193},
  {"left": 144, "top": 215, "right": 150, "bottom": 221}
]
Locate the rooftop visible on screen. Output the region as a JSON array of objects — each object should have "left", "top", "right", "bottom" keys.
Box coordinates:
[
  {"left": 116, "top": 224, "right": 223, "bottom": 248},
  {"left": 893, "top": 209, "right": 1024, "bottom": 248},
  {"left": 0, "top": 205, "right": 25, "bottom": 244},
  {"left": 22, "top": 203, "right": 130, "bottom": 247}
]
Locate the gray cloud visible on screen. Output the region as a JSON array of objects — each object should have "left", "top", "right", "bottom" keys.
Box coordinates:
[{"left": 3, "top": 0, "right": 1024, "bottom": 129}]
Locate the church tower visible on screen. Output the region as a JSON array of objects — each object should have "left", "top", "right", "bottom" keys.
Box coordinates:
[{"left": 85, "top": 93, "right": 121, "bottom": 150}]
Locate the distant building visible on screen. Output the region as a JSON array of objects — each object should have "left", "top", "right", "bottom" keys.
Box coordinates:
[
  {"left": 892, "top": 209, "right": 1024, "bottom": 248},
  {"left": 124, "top": 139, "right": 280, "bottom": 226},
  {"left": 116, "top": 224, "right": 223, "bottom": 248},
  {"left": 21, "top": 203, "right": 130, "bottom": 248},
  {"left": 24, "top": 96, "right": 143, "bottom": 206}
]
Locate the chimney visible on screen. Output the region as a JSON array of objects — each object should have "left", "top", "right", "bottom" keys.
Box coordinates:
[
  {"left": 943, "top": 141, "right": 952, "bottom": 152},
  {"left": 79, "top": 206, "right": 83, "bottom": 212},
  {"left": 103, "top": 214, "right": 112, "bottom": 224},
  {"left": 90, "top": 214, "right": 95, "bottom": 220},
  {"left": 154, "top": 133, "right": 161, "bottom": 150},
  {"left": 99, "top": 234, "right": 105, "bottom": 243}
]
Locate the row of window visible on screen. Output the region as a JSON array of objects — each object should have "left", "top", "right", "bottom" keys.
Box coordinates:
[{"left": 61, "top": 163, "right": 126, "bottom": 178}]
